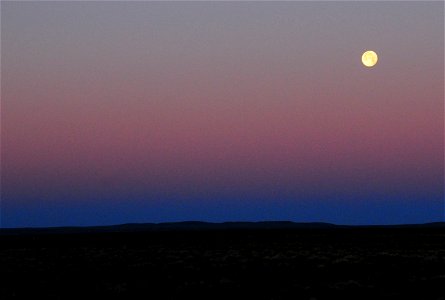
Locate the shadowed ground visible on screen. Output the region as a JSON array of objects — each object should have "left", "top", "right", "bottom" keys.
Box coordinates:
[{"left": 1, "top": 224, "right": 444, "bottom": 299}]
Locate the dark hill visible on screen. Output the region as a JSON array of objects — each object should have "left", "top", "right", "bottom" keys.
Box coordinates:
[{"left": 1, "top": 221, "right": 444, "bottom": 235}]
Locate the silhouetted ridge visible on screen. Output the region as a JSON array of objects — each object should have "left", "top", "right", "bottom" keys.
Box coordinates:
[{"left": 1, "top": 221, "right": 444, "bottom": 235}]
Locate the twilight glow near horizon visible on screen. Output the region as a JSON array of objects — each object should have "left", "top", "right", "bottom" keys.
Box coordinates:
[{"left": 1, "top": 2, "right": 444, "bottom": 227}]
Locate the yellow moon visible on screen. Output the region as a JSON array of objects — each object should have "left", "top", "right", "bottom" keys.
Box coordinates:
[{"left": 361, "top": 50, "right": 378, "bottom": 67}]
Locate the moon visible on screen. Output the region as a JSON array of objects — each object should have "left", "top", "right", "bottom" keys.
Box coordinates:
[{"left": 361, "top": 50, "right": 378, "bottom": 67}]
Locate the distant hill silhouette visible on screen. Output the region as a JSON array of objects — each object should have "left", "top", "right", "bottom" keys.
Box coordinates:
[{"left": 1, "top": 221, "right": 444, "bottom": 235}]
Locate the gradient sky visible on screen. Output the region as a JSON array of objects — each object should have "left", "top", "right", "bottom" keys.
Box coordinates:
[{"left": 1, "top": 1, "right": 444, "bottom": 227}]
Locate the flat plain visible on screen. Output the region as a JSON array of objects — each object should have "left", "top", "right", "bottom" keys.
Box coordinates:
[{"left": 1, "top": 223, "right": 444, "bottom": 299}]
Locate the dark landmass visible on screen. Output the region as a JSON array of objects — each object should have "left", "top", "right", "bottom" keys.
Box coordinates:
[
  {"left": 1, "top": 222, "right": 445, "bottom": 299},
  {"left": 2, "top": 221, "right": 445, "bottom": 235}
]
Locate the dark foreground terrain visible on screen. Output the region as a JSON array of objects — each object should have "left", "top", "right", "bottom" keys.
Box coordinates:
[{"left": 1, "top": 222, "right": 445, "bottom": 299}]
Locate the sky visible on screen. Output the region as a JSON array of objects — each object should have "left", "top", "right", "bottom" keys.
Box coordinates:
[{"left": 1, "top": 1, "right": 444, "bottom": 227}]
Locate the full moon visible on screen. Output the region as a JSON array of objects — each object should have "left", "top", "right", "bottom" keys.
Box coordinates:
[{"left": 361, "top": 50, "right": 378, "bottom": 67}]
